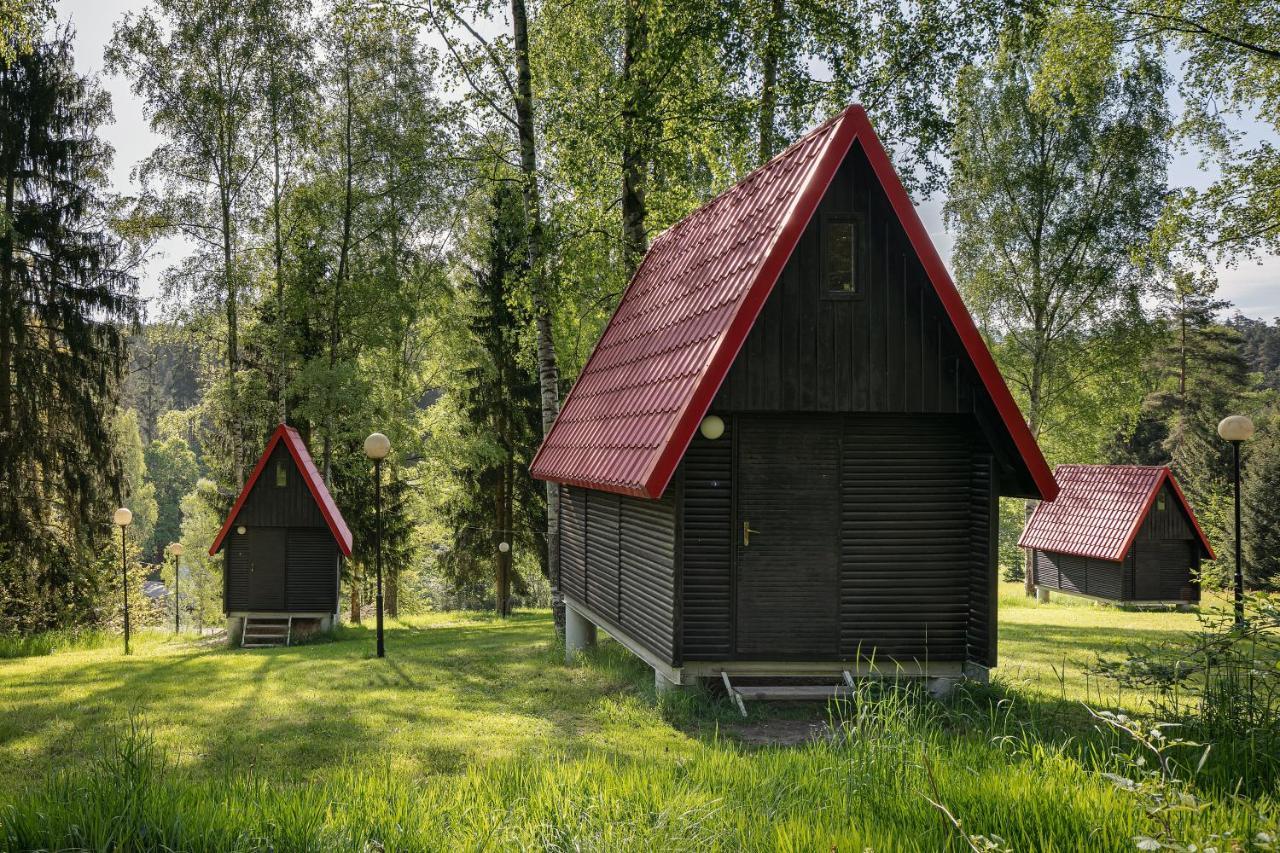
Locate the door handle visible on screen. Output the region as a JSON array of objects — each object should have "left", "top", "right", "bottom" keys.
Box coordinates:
[{"left": 743, "top": 521, "right": 760, "bottom": 547}]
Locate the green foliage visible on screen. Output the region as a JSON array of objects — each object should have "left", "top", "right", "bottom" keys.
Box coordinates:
[
  {"left": 111, "top": 409, "right": 158, "bottom": 553},
  {"left": 0, "top": 0, "right": 48, "bottom": 64},
  {"left": 947, "top": 12, "right": 1168, "bottom": 458},
  {"left": 1112, "top": 0, "right": 1280, "bottom": 264},
  {"left": 432, "top": 182, "right": 546, "bottom": 611},
  {"left": 1092, "top": 595, "right": 1280, "bottom": 795},
  {"left": 162, "top": 478, "right": 224, "bottom": 633},
  {"left": 143, "top": 434, "right": 199, "bottom": 562},
  {"left": 0, "top": 26, "right": 138, "bottom": 634},
  {"left": 1243, "top": 419, "right": 1280, "bottom": 589}
]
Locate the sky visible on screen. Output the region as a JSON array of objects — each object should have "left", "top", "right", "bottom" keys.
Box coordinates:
[{"left": 63, "top": 0, "right": 1280, "bottom": 320}]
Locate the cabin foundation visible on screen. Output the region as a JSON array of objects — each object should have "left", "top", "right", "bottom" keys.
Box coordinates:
[{"left": 564, "top": 603, "right": 597, "bottom": 663}]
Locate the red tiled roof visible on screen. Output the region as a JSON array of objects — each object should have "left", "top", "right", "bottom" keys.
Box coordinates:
[
  {"left": 209, "top": 424, "right": 353, "bottom": 556},
  {"left": 530, "top": 104, "right": 1057, "bottom": 501},
  {"left": 1018, "top": 464, "right": 1214, "bottom": 562}
]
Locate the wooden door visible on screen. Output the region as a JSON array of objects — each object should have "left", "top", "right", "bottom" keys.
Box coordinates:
[
  {"left": 249, "top": 528, "right": 287, "bottom": 610},
  {"left": 734, "top": 416, "right": 840, "bottom": 658}
]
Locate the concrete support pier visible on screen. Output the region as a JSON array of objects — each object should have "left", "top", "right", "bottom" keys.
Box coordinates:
[
  {"left": 1036, "top": 585, "right": 1052, "bottom": 603},
  {"left": 565, "top": 604, "right": 597, "bottom": 663},
  {"left": 226, "top": 616, "right": 245, "bottom": 645}
]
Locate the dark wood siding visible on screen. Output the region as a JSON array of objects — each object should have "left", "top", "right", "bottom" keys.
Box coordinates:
[
  {"left": 680, "top": 424, "right": 733, "bottom": 660},
  {"left": 288, "top": 529, "right": 339, "bottom": 611},
  {"left": 677, "top": 412, "right": 997, "bottom": 665},
  {"left": 840, "top": 416, "right": 974, "bottom": 662},
  {"left": 585, "top": 490, "right": 621, "bottom": 617},
  {"left": 1034, "top": 550, "right": 1129, "bottom": 600},
  {"left": 234, "top": 444, "right": 326, "bottom": 528},
  {"left": 560, "top": 486, "right": 587, "bottom": 603},
  {"left": 968, "top": 453, "right": 998, "bottom": 667},
  {"left": 226, "top": 535, "right": 251, "bottom": 611},
  {"left": 735, "top": 415, "right": 840, "bottom": 659},
  {"left": 620, "top": 496, "right": 678, "bottom": 658},
  {"left": 708, "top": 141, "right": 1033, "bottom": 497},
  {"left": 1135, "top": 541, "right": 1197, "bottom": 601},
  {"left": 1138, "top": 484, "right": 1196, "bottom": 541},
  {"left": 248, "top": 528, "right": 287, "bottom": 610},
  {"left": 559, "top": 485, "right": 678, "bottom": 664}
]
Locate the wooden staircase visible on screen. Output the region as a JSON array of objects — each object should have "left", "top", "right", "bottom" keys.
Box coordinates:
[{"left": 241, "top": 616, "right": 293, "bottom": 648}]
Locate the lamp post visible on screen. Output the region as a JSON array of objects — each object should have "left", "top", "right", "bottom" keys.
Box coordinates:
[
  {"left": 168, "top": 542, "right": 184, "bottom": 634},
  {"left": 1218, "top": 414, "right": 1255, "bottom": 627},
  {"left": 364, "top": 432, "right": 391, "bottom": 658},
  {"left": 113, "top": 507, "right": 133, "bottom": 655}
]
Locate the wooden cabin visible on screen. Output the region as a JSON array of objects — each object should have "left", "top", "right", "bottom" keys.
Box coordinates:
[
  {"left": 530, "top": 105, "right": 1058, "bottom": 692},
  {"left": 1019, "top": 465, "right": 1213, "bottom": 607},
  {"left": 210, "top": 424, "right": 352, "bottom": 646}
]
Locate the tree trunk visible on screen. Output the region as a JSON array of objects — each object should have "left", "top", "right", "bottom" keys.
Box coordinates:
[
  {"left": 324, "top": 59, "right": 355, "bottom": 486},
  {"left": 510, "top": 0, "right": 564, "bottom": 636},
  {"left": 1, "top": 167, "right": 14, "bottom": 444},
  {"left": 349, "top": 573, "right": 361, "bottom": 624},
  {"left": 758, "top": 0, "right": 784, "bottom": 163},
  {"left": 621, "top": 0, "right": 650, "bottom": 275},
  {"left": 222, "top": 185, "right": 241, "bottom": 488},
  {"left": 271, "top": 97, "right": 287, "bottom": 425}
]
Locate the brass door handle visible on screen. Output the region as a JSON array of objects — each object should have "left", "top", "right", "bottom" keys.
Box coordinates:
[{"left": 743, "top": 521, "right": 760, "bottom": 547}]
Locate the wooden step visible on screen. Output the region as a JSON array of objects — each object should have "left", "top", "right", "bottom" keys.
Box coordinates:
[{"left": 732, "top": 685, "right": 855, "bottom": 701}]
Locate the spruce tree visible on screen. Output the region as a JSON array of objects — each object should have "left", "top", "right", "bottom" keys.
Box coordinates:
[
  {"left": 438, "top": 182, "right": 545, "bottom": 616},
  {"left": 1243, "top": 422, "right": 1280, "bottom": 590},
  {"left": 0, "top": 26, "right": 137, "bottom": 632}
]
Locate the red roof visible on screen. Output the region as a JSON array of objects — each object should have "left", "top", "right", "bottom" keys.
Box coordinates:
[
  {"left": 530, "top": 104, "right": 1056, "bottom": 502},
  {"left": 1018, "top": 465, "right": 1213, "bottom": 562},
  {"left": 209, "top": 424, "right": 353, "bottom": 556}
]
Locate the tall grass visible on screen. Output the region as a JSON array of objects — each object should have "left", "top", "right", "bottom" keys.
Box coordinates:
[
  {"left": 0, "top": 627, "right": 117, "bottom": 659},
  {"left": 4, "top": 686, "right": 1275, "bottom": 852}
]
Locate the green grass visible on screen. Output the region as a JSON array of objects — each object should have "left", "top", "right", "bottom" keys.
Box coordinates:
[{"left": 1, "top": 593, "right": 1275, "bottom": 850}]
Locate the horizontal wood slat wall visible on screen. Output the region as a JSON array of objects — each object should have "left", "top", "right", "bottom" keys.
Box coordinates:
[
  {"left": 680, "top": 424, "right": 734, "bottom": 660},
  {"left": 287, "top": 529, "right": 339, "bottom": 611},
  {"left": 840, "top": 416, "right": 975, "bottom": 662},
  {"left": 560, "top": 485, "right": 678, "bottom": 664}
]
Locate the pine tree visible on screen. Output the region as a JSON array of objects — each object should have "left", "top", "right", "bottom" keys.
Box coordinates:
[
  {"left": 0, "top": 26, "right": 137, "bottom": 633},
  {"left": 438, "top": 182, "right": 546, "bottom": 616},
  {"left": 1243, "top": 420, "right": 1280, "bottom": 590}
]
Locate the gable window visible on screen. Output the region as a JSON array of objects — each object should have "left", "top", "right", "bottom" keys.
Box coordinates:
[
  {"left": 823, "top": 215, "right": 861, "bottom": 296},
  {"left": 1157, "top": 495, "right": 1166, "bottom": 512},
  {"left": 276, "top": 462, "right": 288, "bottom": 488}
]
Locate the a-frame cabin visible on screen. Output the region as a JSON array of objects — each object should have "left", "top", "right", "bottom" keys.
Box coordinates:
[
  {"left": 210, "top": 424, "right": 352, "bottom": 646},
  {"left": 1020, "top": 465, "right": 1214, "bottom": 607},
  {"left": 531, "top": 105, "right": 1058, "bottom": 691}
]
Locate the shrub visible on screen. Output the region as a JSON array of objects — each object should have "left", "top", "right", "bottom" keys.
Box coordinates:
[{"left": 1092, "top": 594, "right": 1280, "bottom": 794}]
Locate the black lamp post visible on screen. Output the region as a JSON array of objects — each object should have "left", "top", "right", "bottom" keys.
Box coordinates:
[
  {"left": 364, "top": 431, "right": 391, "bottom": 658},
  {"left": 113, "top": 507, "right": 133, "bottom": 654},
  {"left": 1218, "top": 414, "right": 1254, "bottom": 627},
  {"left": 169, "top": 542, "right": 184, "bottom": 634}
]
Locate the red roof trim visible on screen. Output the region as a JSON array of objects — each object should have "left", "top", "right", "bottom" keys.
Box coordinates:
[
  {"left": 1113, "top": 469, "right": 1215, "bottom": 561},
  {"left": 531, "top": 104, "right": 1056, "bottom": 502},
  {"left": 851, "top": 109, "right": 1057, "bottom": 502},
  {"left": 208, "top": 424, "right": 354, "bottom": 557}
]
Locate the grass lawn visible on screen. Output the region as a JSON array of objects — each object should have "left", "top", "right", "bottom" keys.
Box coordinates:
[{"left": 1, "top": 588, "right": 1274, "bottom": 850}]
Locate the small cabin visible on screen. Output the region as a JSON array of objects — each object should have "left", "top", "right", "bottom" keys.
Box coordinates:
[
  {"left": 530, "top": 105, "right": 1058, "bottom": 692},
  {"left": 1019, "top": 464, "right": 1214, "bottom": 607},
  {"left": 210, "top": 424, "right": 352, "bottom": 645}
]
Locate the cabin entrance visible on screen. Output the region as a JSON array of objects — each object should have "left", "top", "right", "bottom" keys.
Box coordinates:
[
  {"left": 734, "top": 415, "right": 840, "bottom": 658},
  {"left": 249, "top": 528, "right": 287, "bottom": 610}
]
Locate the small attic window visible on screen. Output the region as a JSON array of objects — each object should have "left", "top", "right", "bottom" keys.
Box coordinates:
[
  {"left": 823, "top": 214, "right": 862, "bottom": 298},
  {"left": 1157, "top": 495, "right": 1166, "bottom": 512},
  {"left": 275, "top": 462, "right": 287, "bottom": 488}
]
